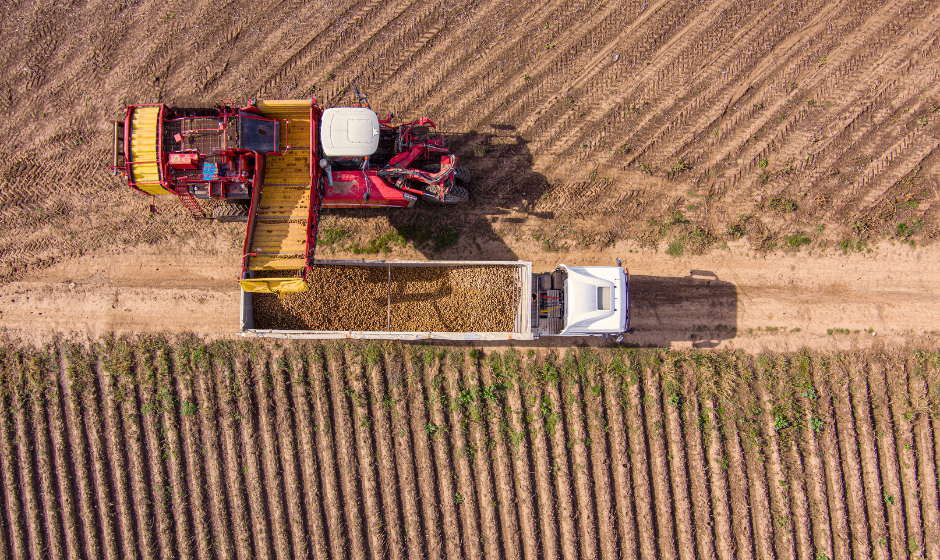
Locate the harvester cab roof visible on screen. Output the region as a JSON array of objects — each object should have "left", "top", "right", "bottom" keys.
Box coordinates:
[{"left": 320, "top": 107, "right": 380, "bottom": 157}]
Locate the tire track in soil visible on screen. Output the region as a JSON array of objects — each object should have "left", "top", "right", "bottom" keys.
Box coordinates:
[
  {"left": 910, "top": 365, "right": 940, "bottom": 560},
  {"left": 423, "top": 354, "right": 465, "bottom": 560},
  {"left": 236, "top": 355, "right": 275, "bottom": 560},
  {"left": 625, "top": 366, "right": 660, "bottom": 560},
  {"left": 402, "top": 353, "right": 446, "bottom": 560},
  {"left": 288, "top": 354, "right": 331, "bottom": 560},
  {"left": 47, "top": 366, "right": 82, "bottom": 560},
  {"left": 585, "top": 373, "right": 621, "bottom": 560},
  {"left": 457, "top": 353, "right": 504, "bottom": 559},
  {"left": 867, "top": 359, "right": 909, "bottom": 560},
  {"left": 562, "top": 373, "right": 602, "bottom": 560},
  {"left": 82, "top": 365, "right": 121, "bottom": 560},
  {"left": 272, "top": 354, "right": 312, "bottom": 560},
  {"left": 252, "top": 358, "right": 294, "bottom": 560},
  {"left": 443, "top": 354, "right": 484, "bottom": 560},
  {"left": 700, "top": 394, "right": 739, "bottom": 560},
  {"left": 342, "top": 349, "right": 389, "bottom": 560},
  {"left": 543, "top": 367, "right": 579, "bottom": 560},
  {"left": 476, "top": 354, "right": 524, "bottom": 560},
  {"left": 601, "top": 369, "right": 639, "bottom": 560},
  {"left": 196, "top": 369, "right": 235, "bottom": 560},
  {"left": 368, "top": 351, "right": 408, "bottom": 560},
  {"left": 308, "top": 349, "right": 351, "bottom": 560},
  {"left": 324, "top": 348, "right": 370, "bottom": 560},
  {"left": 30, "top": 377, "right": 67, "bottom": 560},
  {"left": 811, "top": 357, "right": 852, "bottom": 560},
  {"left": 848, "top": 358, "right": 890, "bottom": 560},
  {"left": 680, "top": 388, "right": 717, "bottom": 560},
  {"left": 217, "top": 360, "right": 254, "bottom": 560},
  {"left": 177, "top": 371, "right": 212, "bottom": 560},
  {"left": 830, "top": 358, "right": 872, "bottom": 559},
  {"left": 642, "top": 368, "right": 679, "bottom": 560},
  {"left": 99, "top": 369, "right": 139, "bottom": 560},
  {"left": 660, "top": 365, "right": 698, "bottom": 560},
  {"left": 888, "top": 359, "right": 926, "bottom": 559}
]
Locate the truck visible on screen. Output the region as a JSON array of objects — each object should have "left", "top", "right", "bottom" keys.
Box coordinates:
[
  {"left": 239, "top": 259, "right": 632, "bottom": 341},
  {"left": 112, "top": 94, "right": 632, "bottom": 340}
]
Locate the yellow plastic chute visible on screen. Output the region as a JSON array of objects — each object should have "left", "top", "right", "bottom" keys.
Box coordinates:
[{"left": 239, "top": 278, "right": 309, "bottom": 297}]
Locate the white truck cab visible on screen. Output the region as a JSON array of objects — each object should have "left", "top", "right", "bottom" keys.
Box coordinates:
[{"left": 532, "top": 261, "right": 631, "bottom": 339}]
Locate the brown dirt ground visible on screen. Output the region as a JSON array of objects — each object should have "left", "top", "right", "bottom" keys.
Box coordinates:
[{"left": 0, "top": 0, "right": 938, "bottom": 350}]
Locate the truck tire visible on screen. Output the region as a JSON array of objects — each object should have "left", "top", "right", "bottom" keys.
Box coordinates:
[{"left": 211, "top": 201, "right": 250, "bottom": 222}]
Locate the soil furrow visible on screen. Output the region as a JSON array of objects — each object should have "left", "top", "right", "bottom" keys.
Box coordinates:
[
  {"left": 237, "top": 355, "right": 275, "bottom": 560},
  {"left": 196, "top": 370, "right": 235, "bottom": 560},
  {"left": 625, "top": 366, "right": 660, "bottom": 560},
  {"left": 82, "top": 367, "right": 121, "bottom": 560},
  {"left": 367, "top": 350, "right": 408, "bottom": 560},
  {"left": 271, "top": 353, "right": 312, "bottom": 560},
  {"left": 681, "top": 388, "right": 717, "bottom": 560},
  {"left": 642, "top": 369, "right": 679, "bottom": 560},
  {"left": 0, "top": 395, "right": 28, "bottom": 560},
  {"left": 830, "top": 358, "right": 873, "bottom": 559},
  {"left": 544, "top": 371, "right": 579, "bottom": 560},
  {"left": 867, "top": 359, "right": 909, "bottom": 559},
  {"left": 47, "top": 367, "right": 83, "bottom": 560},
  {"left": 343, "top": 347, "right": 389, "bottom": 560},
  {"left": 288, "top": 353, "right": 331, "bottom": 560},
  {"left": 443, "top": 353, "right": 484, "bottom": 560},
  {"left": 910, "top": 364, "right": 940, "bottom": 560},
  {"left": 752, "top": 362, "right": 795, "bottom": 560},
  {"left": 660, "top": 367, "right": 698, "bottom": 560},
  {"left": 423, "top": 352, "right": 466, "bottom": 560},
  {"left": 30, "top": 379, "right": 66, "bottom": 560},
  {"left": 308, "top": 348, "right": 351, "bottom": 560},
  {"left": 252, "top": 358, "right": 293, "bottom": 560},
  {"left": 99, "top": 371, "right": 139, "bottom": 560},
  {"left": 586, "top": 375, "right": 622, "bottom": 560},
  {"left": 216, "top": 360, "right": 254, "bottom": 560},
  {"left": 563, "top": 376, "right": 602, "bottom": 560},
  {"left": 601, "top": 369, "right": 639, "bottom": 560},
  {"left": 811, "top": 358, "right": 852, "bottom": 560},
  {"left": 796, "top": 367, "right": 834, "bottom": 560},
  {"left": 477, "top": 352, "right": 524, "bottom": 560},
  {"left": 176, "top": 371, "right": 213, "bottom": 560},
  {"left": 403, "top": 352, "right": 447, "bottom": 560},
  {"left": 700, "top": 394, "right": 738, "bottom": 560},
  {"left": 14, "top": 389, "right": 47, "bottom": 560},
  {"left": 888, "top": 359, "right": 926, "bottom": 560},
  {"left": 847, "top": 359, "right": 890, "bottom": 560},
  {"left": 119, "top": 375, "right": 158, "bottom": 560},
  {"left": 324, "top": 347, "right": 370, "bottom": 560}
]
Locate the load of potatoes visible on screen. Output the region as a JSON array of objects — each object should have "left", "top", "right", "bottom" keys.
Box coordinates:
[{"left": 252, "top": 265, "right": 518, "bottom": 332}]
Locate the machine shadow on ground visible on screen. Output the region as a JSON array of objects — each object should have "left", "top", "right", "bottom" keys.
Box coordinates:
[
  {"left": 328, "top": 125, "right": 551, "bottom": 261},
  {"left": 424, "top": 270, "right": 738, "bottom": 349}
]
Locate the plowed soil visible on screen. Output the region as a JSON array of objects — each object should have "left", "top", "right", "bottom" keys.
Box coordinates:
[{"left": 0, "top": 339, "right": 938, "bottom": 560}]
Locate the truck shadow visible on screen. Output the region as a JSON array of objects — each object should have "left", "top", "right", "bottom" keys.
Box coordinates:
[
  {"left": 331, "top": 125, "right": 549, "bottom": 261},
  {"left": 425, "top": 270, "right": 739, "bottom": 350}
]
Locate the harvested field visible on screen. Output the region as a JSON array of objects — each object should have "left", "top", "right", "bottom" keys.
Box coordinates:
[
  {"left": 1, "top": 337, "right": 939, "bottom": 559},
  {"left": 254, "top": 265, "right": 518, "bottom": 332}
]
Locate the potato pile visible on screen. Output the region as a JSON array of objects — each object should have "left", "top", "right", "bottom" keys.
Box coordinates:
[{"left": 252, "top": 265, "right": 518, "bottom": 332}]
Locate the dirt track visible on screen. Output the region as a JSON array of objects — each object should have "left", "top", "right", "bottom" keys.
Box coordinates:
[{"left": 2, "top": 242, "right": 938, "bottom": 353}]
